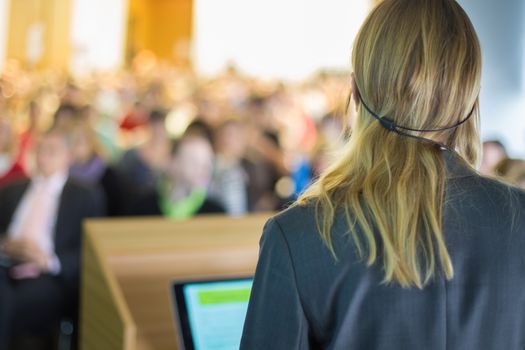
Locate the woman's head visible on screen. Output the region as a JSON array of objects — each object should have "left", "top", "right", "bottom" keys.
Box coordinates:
[
  {"left": 299, "top": 0, "right": 482, "bottom": 288},
  {"left": 351, "top": 0, "right": 481, "bottom": 163}
]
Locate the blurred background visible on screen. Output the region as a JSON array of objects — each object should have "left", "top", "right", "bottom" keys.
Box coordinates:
[{"left": 0, "top": 1, "right": 524, "bottom": 204}]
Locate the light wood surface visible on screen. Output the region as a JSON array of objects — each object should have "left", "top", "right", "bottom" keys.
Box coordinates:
[
  {"left": 81, "top": 232, "right": 136, "bottom": 350},
  {"left": 80, "top": 213, "right": 270, "bottom": 350}
]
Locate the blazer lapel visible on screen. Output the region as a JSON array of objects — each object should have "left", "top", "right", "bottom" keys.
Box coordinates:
[
  {"left": 0, "top": 181, "right": 31, "bottom": 233},
  {"left": 54, "top": 180, "right": 74, "bottom": 253}
]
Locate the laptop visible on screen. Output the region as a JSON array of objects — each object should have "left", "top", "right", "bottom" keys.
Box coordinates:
[{"left": 171, "top": 277, "right": 253, "bottom": 350}]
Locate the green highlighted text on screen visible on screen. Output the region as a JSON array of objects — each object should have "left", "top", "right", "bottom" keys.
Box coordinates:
[{"left": 198, "top": 288, "right": 252, "bottom": 305}]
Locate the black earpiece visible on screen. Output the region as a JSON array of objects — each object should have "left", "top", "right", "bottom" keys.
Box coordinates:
[{"left": 379, "top": 117, "right": 397, "bottom": 132}]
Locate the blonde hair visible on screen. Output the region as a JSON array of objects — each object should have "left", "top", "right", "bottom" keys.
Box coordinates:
[{"left": 297, "top": 0, "right": 482, "bottom": 288}]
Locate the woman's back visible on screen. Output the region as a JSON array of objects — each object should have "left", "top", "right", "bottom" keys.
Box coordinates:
[{"left": 242, "top": 151, "right": 525, "bottom": 349}]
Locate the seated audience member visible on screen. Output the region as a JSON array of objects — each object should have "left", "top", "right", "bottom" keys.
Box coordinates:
[
  {"left": 0, "top": 129, "right": 105, "bottom": 349},
  {"left": 127, "top": 134, "right": 224, "bottom": 218},
  {"left": 69, "top": 121, "right": 123, "bottom": 216},
  {"left": 16, "top": 101, "right": 41, "bottom": 173},
  {"left": 52, "top": 103, "right": 80, "bottom": 130},
  {"left": 0, "top": 119, "right": 26, "bottom": 189},
  {"left": 118, "top": 109, "right": 171, "bottom": 192},
  {"left": 480, "top": 139, "right": 507, "bottom": 175},
  {"left": 243, "top": 129, "right": 287, "bottom": 212},
  {"left": 493, "top": 158, "right": 525, "bottom": 189},
  {"left": 184, "top": 118, "right": 215, "bottom": 145},
  {"left": 243, "top": 95, "right": 291, "bottom": 211},
  {"left": 80, "top": 104, "right": 121, "bottom": 161},
  {"left": 209, "top": 119, "right": 249, "bottom": 216},
  {"left": 0, "top": 119, "right": 13, "bottom": 177}
]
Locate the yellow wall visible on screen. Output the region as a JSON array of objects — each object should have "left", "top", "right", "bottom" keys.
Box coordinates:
[
  {"left": 126, "top": 0, "right": 193, "bottom": 65},
  {"left": 6, "top": 0, "right": 72, "bottom": 69}
]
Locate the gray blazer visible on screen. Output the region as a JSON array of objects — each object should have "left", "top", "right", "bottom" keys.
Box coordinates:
[{"left": 241, "top": 150, "right": 525, "bottom": 349}]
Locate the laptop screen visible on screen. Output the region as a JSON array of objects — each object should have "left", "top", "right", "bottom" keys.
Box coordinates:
[{"left": 172, "top": 278, "right": 253, "bottom": 350}]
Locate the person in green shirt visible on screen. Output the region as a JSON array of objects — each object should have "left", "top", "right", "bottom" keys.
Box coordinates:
[{"left": 127, "top": 134, "right": 225, "bottom": 218}]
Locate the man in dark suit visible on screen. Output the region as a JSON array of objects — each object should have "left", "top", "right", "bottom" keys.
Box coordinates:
[{"left": 0, "top": 128, "right": 104, "bottom": 349}]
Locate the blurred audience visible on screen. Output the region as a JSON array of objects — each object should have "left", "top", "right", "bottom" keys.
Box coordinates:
[
  {"left": 480, "top": 140, "right": 508, "bottom": 175},
  {"left": 69, "top": 121, "right": 123, "bottom": 216},
  {"left": 119, "top": 101, "right": 148, "bottom": 132},
  {"left": 209, "top": 119, "right": 249, "bottom": 216},
  {"left": 0, "top": 128, "right": 104, "bottom": 349},
  {"left": 493, "top": 158, "right": 525, "bottom": 189},
  {"left": 0, "top": 119, "right": 26, "bottom": 189},
  {"left": 118, "top": 109, "right": 171, "bottom": 192},
  {"left": 241, "top": 96, "right": 288, "bottom": 211},
  {"left": 52, "top": 104, "right": 79, "bottom": 130},
  {"left": 0, "top": 63, "right": 353, "bottom": 219},
  {"left": 127, "top": 134, "right": 225, "bottom": 218},
  {"left": 16, "top": 101, "right": 41, "bottom": 173}
]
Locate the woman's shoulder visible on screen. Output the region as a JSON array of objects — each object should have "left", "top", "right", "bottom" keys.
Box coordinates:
[
  {"left": 447, "top": 174, "right": 525, "bottom": 239},
  {"left": 452, "top": 172, "right": 525, "bottom": 209},
  {"left": 264, "top": 201, "right": 345, "bottom": 255},
  {"left": 270, "top": 202, "right": 317, "bottom": 232}
]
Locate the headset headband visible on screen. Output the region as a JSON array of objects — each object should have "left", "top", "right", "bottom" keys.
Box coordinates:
[{"left": 358, "top": 97, "right": 475, "bottom": 134}]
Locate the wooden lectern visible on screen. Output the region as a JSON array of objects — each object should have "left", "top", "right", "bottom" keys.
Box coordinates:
[{"left": 80, "top": 214, "right": 270, "bottom": 350}]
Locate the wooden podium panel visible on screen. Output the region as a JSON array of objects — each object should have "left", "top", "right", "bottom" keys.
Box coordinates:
[{"left": 80, "top": 214, "right": 270, "bottom": 350}]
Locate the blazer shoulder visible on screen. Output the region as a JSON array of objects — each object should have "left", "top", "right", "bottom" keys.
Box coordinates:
[
  {"left": 448, "top": 175, "right": 525, "bottom": 238},
  {"left": 267, "top": 202, "right": 322, "bottom": 246},
  {"left": 273, "top": 202, "right": 316, "bottom": 227},
  {"left": 458, "top": 174, "right": 525, "bottom": 209}
]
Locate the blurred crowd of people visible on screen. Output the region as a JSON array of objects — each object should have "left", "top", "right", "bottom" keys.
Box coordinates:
[
  {"left": 481, "top": 140, "right": 525, "bottom": 189},
  {"left": 0, "top": 56, "right": 351, "bottom": 218}
]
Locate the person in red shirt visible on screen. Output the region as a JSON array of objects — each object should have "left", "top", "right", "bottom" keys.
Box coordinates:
[{"left": 0, "top": 119, "right": 26, "bottom": 189}]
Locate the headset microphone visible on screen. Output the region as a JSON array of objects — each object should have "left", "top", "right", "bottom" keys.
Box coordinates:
[{"left": 351, "top": 94, "right": 475, "bottom": 150}]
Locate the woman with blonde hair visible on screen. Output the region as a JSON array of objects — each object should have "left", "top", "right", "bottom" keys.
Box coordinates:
[{"left": 241, "top": 0, "right": 525, "bottom": 349}]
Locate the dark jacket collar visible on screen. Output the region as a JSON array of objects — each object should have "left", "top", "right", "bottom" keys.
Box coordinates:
[{"left": 443, "top": 149, "right": 477, "bottom": 179}]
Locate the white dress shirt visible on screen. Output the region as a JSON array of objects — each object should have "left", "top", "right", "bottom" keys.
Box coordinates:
[
  {"left": 7, "top": 171, "right": 68, "bottom": 274},
  {"left": 0, "top": 154, "right": 11, "bottom": 177}
]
